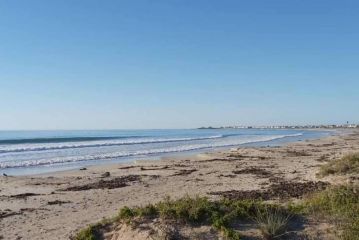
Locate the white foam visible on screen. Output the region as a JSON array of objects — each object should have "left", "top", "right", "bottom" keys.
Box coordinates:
[
  {"left": 0, "top": 135, "right": 223, "bottom": 154},
  {"left": 0, "top": 133, "right": 302, "bottom": 168}
]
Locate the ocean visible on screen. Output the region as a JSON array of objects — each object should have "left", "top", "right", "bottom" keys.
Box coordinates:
[{"left": 0, "top": 129, "right": 331, "bottom": 175}]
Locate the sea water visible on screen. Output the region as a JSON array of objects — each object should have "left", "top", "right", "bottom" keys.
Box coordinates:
[{"left": 0, "top": 129, "right": 332, "bottom": 175}]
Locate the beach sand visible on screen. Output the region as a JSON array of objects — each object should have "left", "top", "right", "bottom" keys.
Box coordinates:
[{"left": 1, "top": 130, "right": 358, "bottom": 240}]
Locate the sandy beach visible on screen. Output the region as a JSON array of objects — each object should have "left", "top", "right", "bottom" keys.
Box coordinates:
[{"left": 1, "top": 129, "right": 358, "bottom": 240}]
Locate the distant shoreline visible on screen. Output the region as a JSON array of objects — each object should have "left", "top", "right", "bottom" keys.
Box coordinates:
[{"left": 198, "top": 126, "right": 359, "bottom": 130}]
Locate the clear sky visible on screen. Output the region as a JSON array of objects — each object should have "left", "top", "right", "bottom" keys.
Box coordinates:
[{"left": 0, "top": 0, "right": 358, "bottom": 130}]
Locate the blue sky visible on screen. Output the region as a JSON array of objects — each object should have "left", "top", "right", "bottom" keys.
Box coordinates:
[{"left": 0, "top": 0, "right": 358, "bottom": 129}]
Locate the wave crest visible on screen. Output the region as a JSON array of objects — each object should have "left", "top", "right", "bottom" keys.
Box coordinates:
[
  {"left": 0, "top": 133, "right": 303, "bottom": 168},
  {"left": 0, "top": 135, "right": 224, "bottom": 154}
]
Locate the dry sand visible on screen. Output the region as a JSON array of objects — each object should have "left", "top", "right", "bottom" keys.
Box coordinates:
[{"left": 1, "top": 130, "right": 358, "bottom": 240}]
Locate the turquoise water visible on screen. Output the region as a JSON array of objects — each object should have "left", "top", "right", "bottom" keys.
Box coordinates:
[{"left": 0, "top": 129, "right": 332, "bottom": 175}]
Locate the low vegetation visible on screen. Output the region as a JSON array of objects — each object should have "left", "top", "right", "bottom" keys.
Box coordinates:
[
  {"left": 301, "top": 184, "right": 359, "bottom": 240},
  {"left": 74, "top": 184, "right": 359, "bottom": 240},
  {"left": 253, "top": 207, "right": 291, "bottom": 239},
  {"left": 319, "top": 153, "right": 359, "bottom": 176},
  {"left": 75, "top": 196, "right": 296, "bottom": 240},
  {"left": 75, "top": 225, "right": 98, "bottom": 240},
  {"left": 74, "top": 153, "right": 359, "bottom": 240},
  {"left": 73, "top": 218, "right": 116, "bottom": 240}
]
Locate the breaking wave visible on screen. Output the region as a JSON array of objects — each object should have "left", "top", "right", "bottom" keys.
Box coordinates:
[
  {"left": 0, "top": 135, "right": 225, "bottom": 154},
  {"left": 0, "top": 133, "right": 303, "bottom": 168}
]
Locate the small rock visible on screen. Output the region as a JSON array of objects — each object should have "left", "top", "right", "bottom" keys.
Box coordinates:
[{"left": 101, "top": 172, "right": 111, "bottom": 178}]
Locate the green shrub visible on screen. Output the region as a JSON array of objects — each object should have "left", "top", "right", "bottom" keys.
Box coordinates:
[
  {"left": 76, "top": 196, "right": 292, "bottom": 240},
  {"left": 319, "top": 153, "right": 359, "bottom": 176},
  {"left": 135, "top": 204, "right": 158, "bottom": 218},
  {"left": 118, "top": 206, "right": 135, "bottom": 219},
  {"left": 74, "top": 225, "right": 98, "bottom": 240},
  {"left": 304, "top": 185, "right": 359, "bottom": 240},
  {"left": 156, "top": 196, "right": 215, "bottom": 223},
  {"left": 253, "top": 206, "right": 291, "bottom": 240}
]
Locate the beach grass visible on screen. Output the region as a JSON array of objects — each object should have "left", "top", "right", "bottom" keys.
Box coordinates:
[
  {"left": 73, "top": 148, "right": 359, "bottom": 240},
  {"left": 74, "top": 224, "right": 99, "bottom": 240},
  {"left": 253, "top": 206, "right": 291, "bottom": 240},
  {"left": 302, "top": 184, "right": 359, "bottom": 240},
  {"left": 74, "top": 184, "right": 359, "bottom": 240},
  {"left": 76, "top": 196, "right": 296, "bottom": 240},
  {"left": 73, "top": 218, "right": 117, "bottom": 240},
  {"left": 319, "top": 153, "right": 359, "bottom": 176},
  {"left": 118, "top": 196, "right": 292, "bottom": 239}
]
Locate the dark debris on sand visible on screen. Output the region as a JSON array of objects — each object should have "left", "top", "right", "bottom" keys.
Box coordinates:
[
  {"left": 47, "top": 200, "right": 72, "bottom": 205},
  {"left": 285, "top": 150, "right": 312, "bottom": 157},
  {"left": 7, "top": 193, "right": 42, "bottom": 199},
  {"left": 0, "top": 209, "right": 21, "bottom": 219},
  {"left": 63, "top": 175, "right": 142, "bottom": 191},
  {"left": 200, "top": 158, "right": 239, "bottom": 163},
  {"left": 209, "top": 181, "right": 329, "bottom": 200},
  {"left": 118, "top": 166, "right": 138, "bottom": 170},
  {"left": 232, "top": 167, "right": 271, "bottom": 178},
  {"left": 0, "top": 207, "right": 50, "bottom": 219},
  {"left": 171, "top": 169, "right": 197, "bottom": 176},
  {"left": 140, "top": 166, "right": 170, "bottom": 171},
  {"left": 227, "top": 154, "right": 268, "bottom": 160}
]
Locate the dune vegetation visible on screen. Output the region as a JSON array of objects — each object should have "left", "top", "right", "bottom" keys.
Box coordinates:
[
  {"left": 74, "top": 183, "right": 359, "bottom": 240},
  {"left": 319, "top": 153, "right": 359, "bottom": 176},
  {"left": 74, "top": 153, "right": 359, "bottom": 240},
  {"left": 75, "top": 196, "right": 294, "bottom": 240}
]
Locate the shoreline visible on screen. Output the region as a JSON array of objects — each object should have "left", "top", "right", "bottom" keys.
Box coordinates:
[
  {"left": 1, "top": 128, "right": 335, "bottom": 177},
  {"left": 0, "top": 129, "right": 358, "bottom": 239},
  {"left": 38, "top": 128, "right": 338, "bottom": 179}
]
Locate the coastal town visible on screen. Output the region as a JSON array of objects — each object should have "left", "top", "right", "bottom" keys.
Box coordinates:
[{"left": 199, "top": 123, "right": 359, "bottom": 129}]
